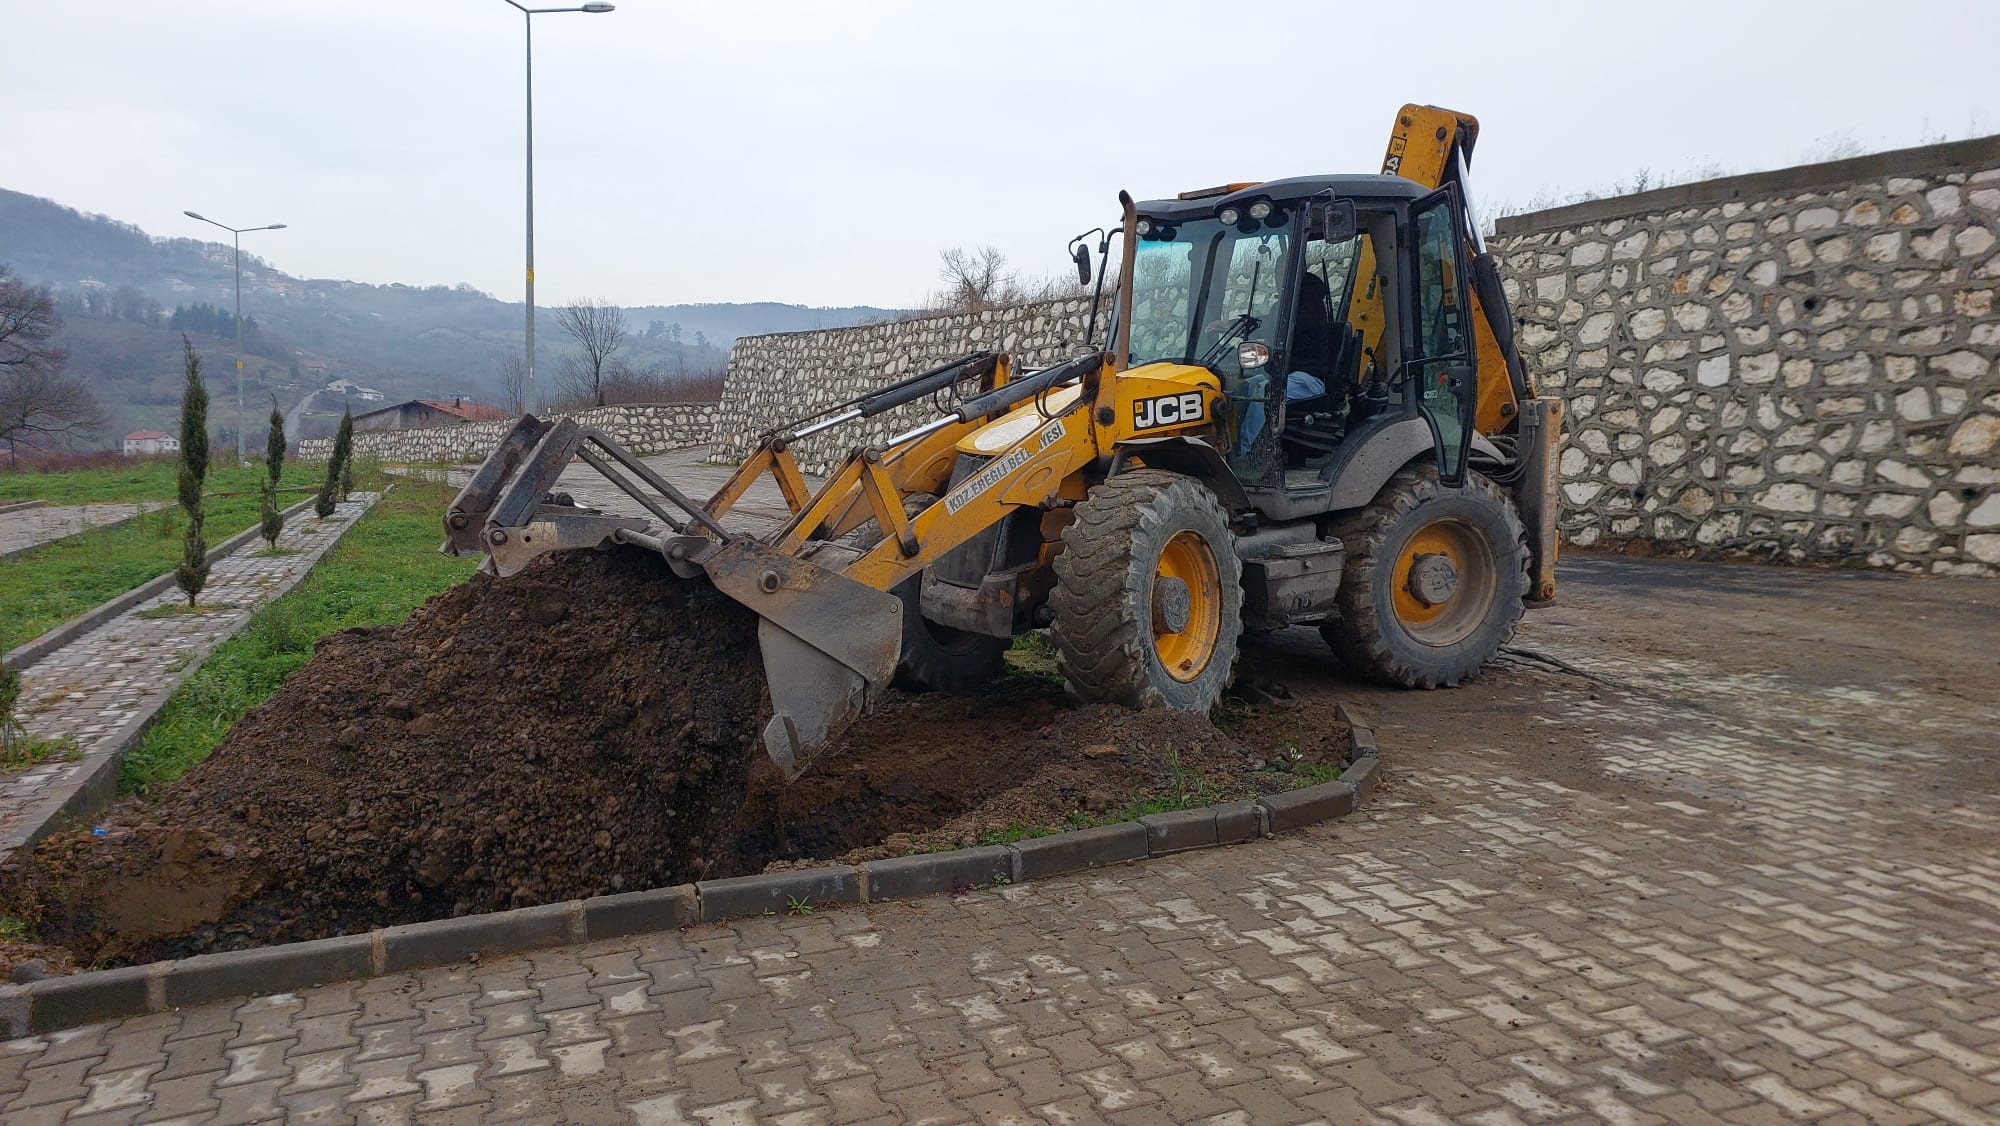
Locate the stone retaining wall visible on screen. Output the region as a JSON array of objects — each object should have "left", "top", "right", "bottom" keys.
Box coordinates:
[
  {"left": 713, "top": 297, "right": 1104, "bottom": 475},
  {"left": 299, "top": 401, "right": 722, "bottom": 464},
  {"left": 1492, "top": 135, "right": 2000, "bottom": 574}
]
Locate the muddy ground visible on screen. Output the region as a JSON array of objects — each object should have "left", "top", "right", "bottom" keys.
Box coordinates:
[{"left": 1, "top": 548, "right": 1348, "bottom": 974}]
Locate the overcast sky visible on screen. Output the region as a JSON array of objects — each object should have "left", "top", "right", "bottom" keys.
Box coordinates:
[{"left": 7, "top": 1, "right": 1993, "bottom": 310}]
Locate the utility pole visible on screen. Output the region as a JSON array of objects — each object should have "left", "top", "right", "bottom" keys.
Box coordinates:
[
  {"left": 184, "top": 211, "right": 286, "bottom": 466},
  {"left": 500, "top": 0, "right": 616, "bottom": 413}
]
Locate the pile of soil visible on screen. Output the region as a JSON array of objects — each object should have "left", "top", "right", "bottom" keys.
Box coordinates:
[
  {"left": 1, "top": 547, "right": 1350, "bottom": 974},
  {"left": 5, "top": 547, "right": 771, "bottom": 967}
]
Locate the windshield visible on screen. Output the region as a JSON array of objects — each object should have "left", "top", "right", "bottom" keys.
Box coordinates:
[{"left": 1125, "top": 212, "right": 1296, "bottom": 374}]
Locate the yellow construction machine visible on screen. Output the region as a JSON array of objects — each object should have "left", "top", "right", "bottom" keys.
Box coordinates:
[{"left": 446, "top": 104, "right": 1562, "bottom": 779}]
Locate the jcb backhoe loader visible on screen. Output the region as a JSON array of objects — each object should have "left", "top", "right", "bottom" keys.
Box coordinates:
[{"left": 446, "top": 104, "right": 1562, "bottom": 780}]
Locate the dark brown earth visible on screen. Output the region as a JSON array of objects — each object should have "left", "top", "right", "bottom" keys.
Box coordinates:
[{"left": 1, "top": 548, "right": 1347, "bottom": 972}]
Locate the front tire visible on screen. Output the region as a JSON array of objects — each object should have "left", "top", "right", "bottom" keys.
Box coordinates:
[
  {"left": 1322, "top": 463, "right": 1528, "bottom": 688},
  {"left": 1050, "top": 470, "right": 1243, "bottom": 712}
]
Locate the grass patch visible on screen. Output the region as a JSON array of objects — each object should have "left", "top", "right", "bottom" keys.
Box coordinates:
[
  {"left": 0, "top": 459, "right": 323, "bottom": 506},
  {"left": 118, "top": 479, "right": 477, "bottom": 796},
  {"left": 1003, "top": 629, "right": 1061, "bottom": 683},
  {"left": 0, "top": 461, "right": 326, "bottom": 652},
  {"left": 0, "top": 733, "right": 80, "bottom": 773}
]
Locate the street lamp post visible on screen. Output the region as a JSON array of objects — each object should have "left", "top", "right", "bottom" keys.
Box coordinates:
[
  {"left": 184, "top": 211, "right": 286, "bottom": 467},
  {"left": 502, "top": 0, "right": 615, "bottom": 414}
]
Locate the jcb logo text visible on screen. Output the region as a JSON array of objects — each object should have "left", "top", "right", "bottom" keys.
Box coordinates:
[{"left": 1133, "top": 392, "right": 1205, "bottom": 431}]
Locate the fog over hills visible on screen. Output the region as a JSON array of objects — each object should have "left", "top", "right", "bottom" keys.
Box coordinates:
[{"left": 0, "top": 188, "right": 901, "bottom": 442}]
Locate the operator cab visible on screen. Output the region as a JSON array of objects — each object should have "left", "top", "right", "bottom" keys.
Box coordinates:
[{"left": 1121, "top": 175, "right": 1481, "bottom": 522}]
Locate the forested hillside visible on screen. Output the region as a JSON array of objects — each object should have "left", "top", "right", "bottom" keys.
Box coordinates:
[{"left": 0, "top": 188, "right": 901, "bottom": 444}]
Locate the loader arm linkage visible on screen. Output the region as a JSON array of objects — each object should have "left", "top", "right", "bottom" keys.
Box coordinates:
[{"left": 446, "top": 350, "right": 1109, "bottom": 779}]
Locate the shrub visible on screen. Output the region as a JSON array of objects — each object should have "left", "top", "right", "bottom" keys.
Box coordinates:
[
  {"left": 260, "top": 398, "right": 286, "bottom": 548},
  {"left": 173, "top": 338, "right": 210, "bottom": 605}
]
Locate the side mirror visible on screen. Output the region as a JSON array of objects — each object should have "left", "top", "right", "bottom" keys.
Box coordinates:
[
  {"left": 1073, "top": 243, "right": 1093, "bottom": 286},
  {"left": 1319, "top": 199, "right": 1358, "bottom": 243}
]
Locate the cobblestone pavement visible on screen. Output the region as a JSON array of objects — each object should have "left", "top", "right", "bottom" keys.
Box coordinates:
[
  {"left": 3, "top": 556, "right": 1997, "bottom": 1124},
  {"left": 0, "top": 496, "right": 379, "bottom": 854},
  {"left": 0, "top": 503, "right": 171, "bottom": 559}
]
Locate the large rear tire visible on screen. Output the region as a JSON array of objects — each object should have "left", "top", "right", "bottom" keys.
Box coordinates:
[
  {"left": 847, "top": 493, "right": 1009, "bottom": 694},
  {"left": 1322, "top": 463, "right": 1528, "bottom": 688},
  {"left": 1050, "top": 470, "right": 1242, "bottom": 712}
]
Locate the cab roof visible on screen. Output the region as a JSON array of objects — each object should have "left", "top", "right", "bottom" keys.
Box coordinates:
[{"left": 1137, "top": 174, "right": 1428, "bottom": 222}]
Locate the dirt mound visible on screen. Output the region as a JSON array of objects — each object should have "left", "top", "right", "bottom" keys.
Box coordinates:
[
  {"left": 751, "top": 677, "right": 1349, "bottom": 864},
  {"left": 3, "top": 547, "right": 1351, "bottom": 973},
  {"left": 7, "top": 547, "right": 769, "bottom": 965}
]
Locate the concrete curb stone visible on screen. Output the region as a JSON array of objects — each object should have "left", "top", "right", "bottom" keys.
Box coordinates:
[
  {"left": 1214, "top": 800, "right": 1264, "bottom": 843},
  {"left": 1139, "top": 808, "right": 1220, "bottom": 855},
  {"left": 0, "top": 499, "right": 48, "bottom": 515},
  {"left": 1009, "top": 822, "right": 1149, "bottom": 879},
  {"left": 380, "top": 901, "right": 578, "bottom": 974},
  {"left": 583, "top": 883, "right": 698, "bottom": 942},
  {"left": 165, "top": 933, "right": 375, "bottom": 1010},
  {"left": 1258, "top": 781, "right": 1358, "bottom": 833},
  {"left": 696, "top": 865, "right": 865, "bottom": 921},
  {"left": 17, "top": 964, "right": 152, "bottom": 1035},
  {"left": 862, "top": 847, "right": 1013, "bottom": 901},
  {"left": 0, "top": 715, "right": 1384, "bottom": 1038}
]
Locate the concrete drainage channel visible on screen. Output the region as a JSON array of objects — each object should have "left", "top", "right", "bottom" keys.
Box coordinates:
[{"left": 0, "top": 711, "right": 1379, "bottom": 1038}]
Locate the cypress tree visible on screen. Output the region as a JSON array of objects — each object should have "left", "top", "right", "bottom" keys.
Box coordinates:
[
  {"left": 316, "top": 405, "right": 352, "bottom": 518},
  {"left": 260, "top": 397, "right": 286, "bottom": 548},
  {"left": 337, "top": 421, "right": 355, "bottom": 501},
  {"left": 174, "top": 338, "right": 210, "bottom": 605}
]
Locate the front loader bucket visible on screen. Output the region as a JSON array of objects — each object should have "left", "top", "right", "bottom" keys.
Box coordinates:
[
  {"left": 449, "top": 412, "right": 906, "bottom": 779},
  {"left": 693, "top": 537, "right": 902, "bottom": 779},
  {"left": 444, "top": 414, "right": 553, "bottom": 557}
]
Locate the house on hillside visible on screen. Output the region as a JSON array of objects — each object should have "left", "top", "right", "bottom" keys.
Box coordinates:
[
  {"left": 121, "top": 430, "right": 181, "bottom": 457},
  {"left": 324, "top": 377, "right": 385, "bottom": 402},
  {"left": 354, "top": 398, "right": 508, "bottom": 433}
]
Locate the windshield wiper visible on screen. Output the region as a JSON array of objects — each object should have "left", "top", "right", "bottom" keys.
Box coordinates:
[{"left": 1199, "top": 313, "right": 1260, "bottom": 367}]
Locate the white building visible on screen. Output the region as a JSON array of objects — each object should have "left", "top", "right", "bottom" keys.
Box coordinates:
[
  {"left": 122, "top": 430, "right": 181, "bottom": 457},
  {"left": 325, "top": 378, "right": 386, "bottom": 402}
]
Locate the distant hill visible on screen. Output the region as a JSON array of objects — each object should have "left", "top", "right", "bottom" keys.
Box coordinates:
[{"left": 0, "top": 188, "right": 902, "bottom": 445}]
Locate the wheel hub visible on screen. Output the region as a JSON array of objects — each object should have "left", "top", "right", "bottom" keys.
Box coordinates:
[
  {"left": 1405, "top": 552, "right": 1460, "bottom": 608},
  {"left": 1152, "top": 576, "right": 1192, "bottom": 634}
]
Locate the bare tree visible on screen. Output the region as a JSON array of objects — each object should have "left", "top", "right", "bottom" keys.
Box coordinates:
[
  {"left": 934, "top": 246, "right": 1016, "bottom": 313},
  {"left": 498, "top": 350, "right": 527, "bottom": 413},
  {"left": 554, "top": 298, "right": 628, "bottom": 408},
  {"left": 1, "top": 266, "right": 102, "bottom": 460}
]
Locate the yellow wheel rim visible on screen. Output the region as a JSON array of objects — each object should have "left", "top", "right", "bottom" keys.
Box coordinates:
[
  {"left": 1390, "top": 519, "right": 1495, "bottom": 647},
  {"left": 1152, "top": 531, "right": 1222, "bottom": 681}
]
